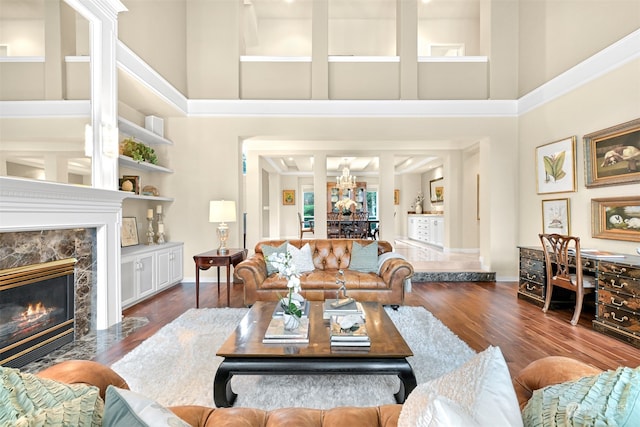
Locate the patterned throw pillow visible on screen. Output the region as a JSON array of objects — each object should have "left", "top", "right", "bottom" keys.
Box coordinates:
[
  {"left": 103, "top": 386, "right": 190, "bottom": 427},
  {"left": 522, "top": 366, "right": 640, "bottom": 427},
  {"left": 0, "top": 366, "right": 103, "bottom": 426},
  {"left": 262, "top": 241, "right": 288, "bottom": 275},
  {"left": 349, "top": 241, "right": 378, "bottom": 273},
  {"left": 287, "top": 243, "right": 315, "bottom": 273}
]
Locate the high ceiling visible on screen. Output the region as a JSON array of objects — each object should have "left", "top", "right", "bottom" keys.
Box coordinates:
[{"left": 263, "top": 154, "right": 441, "bottom": 175}]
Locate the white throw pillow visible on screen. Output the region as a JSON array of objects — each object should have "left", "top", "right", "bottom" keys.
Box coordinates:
[
  {"left": 399, "top": 346, "right": 523, "bottom": 427},
  {"left": 287, "top": 243, "right": 315, "bottom": 273},
  {"left": 103, "top": 385, "right": 190, "bottom": 427}
]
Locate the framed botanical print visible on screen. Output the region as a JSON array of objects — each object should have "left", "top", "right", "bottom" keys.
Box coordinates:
[
  {"left": 542, "top": 198, "right": 570, "bottom": 235},
  {"left": 536, "top": 136, "right": 577, "bottom": 194},
  {"left": 591, "top": 196, "right": 640, "bottom": 242},
  {"left": 430, "top": 177, "right": 444, "bottom": 203},
  {"left": 282, "top": 189, "right": 295, "bottom": 205},
  {"left": 121, "top": 217, "right": 139, "bottom": 247},
  {"left": 584, "top": 118, "right": 640, "bottom": 188}
]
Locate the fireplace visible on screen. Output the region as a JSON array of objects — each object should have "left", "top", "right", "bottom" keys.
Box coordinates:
[{"left": 0, "top": 259, "right": 76, "bottom": 368}]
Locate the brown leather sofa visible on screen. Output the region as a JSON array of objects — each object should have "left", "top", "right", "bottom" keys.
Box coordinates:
[
  {"left": 235, "top": 239, "right": 414, "bottom": 306},
  {"left": 35, "top": 356, "right": 603, "bottom": 427}
]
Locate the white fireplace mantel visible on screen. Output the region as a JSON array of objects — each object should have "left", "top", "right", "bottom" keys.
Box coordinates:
[{"left": 0, "top": 176, "right": 126, "bottom": 330}]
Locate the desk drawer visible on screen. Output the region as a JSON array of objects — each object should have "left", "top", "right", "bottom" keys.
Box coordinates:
[
  {"left": 597, "top": 304, "right": 640, "bottom": 335},
  {"left": 519, "top": 279, "right": 544, "bottom": 299},
  {"left": 599, "top": 272, "right": 640, "bottom": 297},
  {"left": 520, "top": 259, "right": 545, "bottom": 285},
  {"left": 599, "top": 263, "right": 640, "bottom": 280},
  {"left": 598, "top": 289, "right": 640, "bottom": 312},
  {"left": 520, "top": 248, "right": 544, "bottom": 261}
]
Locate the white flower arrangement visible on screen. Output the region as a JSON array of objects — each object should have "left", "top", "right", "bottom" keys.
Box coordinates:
[
  {"left": 415, "top": 192, "right": 425, "bottom": 205},
  {"left": 266, "top": 251, "right": 303, "bottom": 317},
  {"left": 335, "top": 198, "right": 356, "bottom": 213}
]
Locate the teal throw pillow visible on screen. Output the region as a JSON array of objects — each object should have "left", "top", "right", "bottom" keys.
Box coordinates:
[
  {"left": 0, "top": 366, "right": 103, "bottom": 426},
  {"left": 103, "top": 385, "right": 190, "bottom": 427},
  {"left": 522, "top": 366, "right": 640, "bottom": 427},
  {"left": 262, "top": 241, "right": 288, "bottom": 275},
  {"left": 349, "top": 241, "right": 378, "bottom": 273}
]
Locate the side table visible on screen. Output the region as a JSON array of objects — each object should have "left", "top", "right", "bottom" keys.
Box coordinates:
[{"left": 193, "top": 248, "right": 247, "bottom": 307}]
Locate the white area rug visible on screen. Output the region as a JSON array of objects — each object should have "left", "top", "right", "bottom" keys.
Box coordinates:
[{"left": 111, "top": 306, "right": 476, "bottom": 410}]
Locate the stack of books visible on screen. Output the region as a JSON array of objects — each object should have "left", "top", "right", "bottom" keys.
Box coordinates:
[
  {"left": 323, "top": 299, "right": 365, "bottom": 320},
  {"left": 329, "top": 315, "right": 370, "bottom": 347},
  {"left": 262, "top": 317, "right": 309, "bottom": 344}
]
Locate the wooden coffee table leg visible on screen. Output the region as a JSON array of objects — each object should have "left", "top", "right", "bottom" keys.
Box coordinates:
[{"left": 213, "top": 360, "right": 237, "bottom": 407}]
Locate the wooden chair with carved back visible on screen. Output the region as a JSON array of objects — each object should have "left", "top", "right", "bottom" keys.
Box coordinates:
[{"left": 539, "top": 233, "right": 595, "bottom": 326}]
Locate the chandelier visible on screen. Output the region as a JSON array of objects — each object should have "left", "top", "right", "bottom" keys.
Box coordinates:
[{"left": 336, "top": 159, "right": 356, "bottom": 190}]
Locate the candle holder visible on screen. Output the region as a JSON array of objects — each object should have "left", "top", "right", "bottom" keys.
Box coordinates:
[
  {"left": 146, "top": 217, "right": 155, "bottom": 245},
  {"left": 156, "top": 212, "right": 165, "bottom": 244}
]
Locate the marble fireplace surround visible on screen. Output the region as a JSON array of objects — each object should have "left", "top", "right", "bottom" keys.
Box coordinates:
[{"left": 0, "top": 176, "right": 125, "bottom": 332}]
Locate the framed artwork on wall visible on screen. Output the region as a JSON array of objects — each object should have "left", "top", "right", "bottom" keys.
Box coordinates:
[
  {"left": 591, "top": 196, "right": 640, "bottom": 242},
  {"left": 282, "top": 189, "right": 295, "bottom": 205},
  {"left": 535, "top": 136, "right": 577, "bottom": 194},
  {"left": 541, "top": 198, "right": 570, "bottom": 235},
  {"left": 121, "top": 217, "right": 139, "bottom": 247},
  {"left": 584, "top": 118, "right": 640, "bottom": 188},
  {"left": 394, "top": 189, "right": 400, "bottom": 205},
  {"left": 430, "top": 177, "right": 444, "bottom": 203}
]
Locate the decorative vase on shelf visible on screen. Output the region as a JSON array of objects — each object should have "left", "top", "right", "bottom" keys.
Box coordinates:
[
  {"left": 415, "top": 204, "right": 423, "bottom": 214},
  {"left": 283, "top": 313, "right": 301, "bottom": 331}
]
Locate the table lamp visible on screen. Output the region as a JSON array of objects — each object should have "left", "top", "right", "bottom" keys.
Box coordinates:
[{"left": 209, "top": 200, "right": 236, "bottom": 254}]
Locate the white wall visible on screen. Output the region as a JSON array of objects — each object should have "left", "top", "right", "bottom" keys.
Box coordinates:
[{"left": 518, "top": 58, "right": 640, "bottom": 254}]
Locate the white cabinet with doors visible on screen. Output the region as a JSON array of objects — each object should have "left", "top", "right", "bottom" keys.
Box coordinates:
[
  {"left": 121, "top": 242, "right": 184, "bottom": 308},
  {"left": 407, "top": 214, "right": 444, "bottom": 248}
]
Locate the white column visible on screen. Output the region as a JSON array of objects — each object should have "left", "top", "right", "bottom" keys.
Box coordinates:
[
  {"left": 378, "top": 152, "right": 395, "bottom": 242},
  {"left": 313, "top": 152, "right": 328, "bottom": 237},
  {"left": 44, "top": 153, "right": 69, "bottom": 183}
]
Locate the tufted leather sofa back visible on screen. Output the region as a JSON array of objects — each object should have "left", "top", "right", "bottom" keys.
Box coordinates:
[{"left": 255, "top": 239, "right": 392, "bottom": 271}]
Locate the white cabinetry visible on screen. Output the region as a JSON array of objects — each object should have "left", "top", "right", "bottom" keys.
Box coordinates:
[
  {"left": 407, "top": 215, "right": 444, "bottom": 248},
  {"left": 121, "top": 242, "right": 184, "bottom": 308}
]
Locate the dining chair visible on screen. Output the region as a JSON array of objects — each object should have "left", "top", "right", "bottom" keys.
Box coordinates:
[
  {"left": 298, "top": 212, "right": 314, "bottom": 239},
  {"left": 352, "top": 212, "right": 369, "bottom": 239},
  {"left": 327, "top": 212, "right": 341, "bottom": 238},
  {"left": 539, "top": 233, "right": 595, "bottom": 326}
]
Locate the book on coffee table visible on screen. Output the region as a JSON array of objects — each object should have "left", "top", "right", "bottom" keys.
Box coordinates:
[
  {"left": 262, "top": 317, "right": 310, "bottom": 344},
  {"left": 330, "top": 315, "right": 370, "bottom": 346},
  {"left": 323, "top": 300, "right": 365, "bottom": 320}
]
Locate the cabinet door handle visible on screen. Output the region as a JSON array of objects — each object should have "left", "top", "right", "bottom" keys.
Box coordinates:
[
  {"left": 526, "top": 284, "right": 535, "bottom": 291},
  {"left": 610, "top": 280, "right": 626, "bottom": 289},
  {"left": 610, "top": 297, "right": 628, "bottom": 307},
  {"left": 610, "top": 312, "right": 629, "bottom": 323},
  {"left": 526, "top": 273, "right": 537, "bottom": 280},
  {"left": 611, "top": 266, "right": 627, "bottom": 275}
]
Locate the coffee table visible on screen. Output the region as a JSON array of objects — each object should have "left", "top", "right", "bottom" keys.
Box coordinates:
[{"left": 214, "top": 301, "right": 416, "bottom": 407}]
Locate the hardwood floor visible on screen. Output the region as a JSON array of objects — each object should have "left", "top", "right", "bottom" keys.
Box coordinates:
[{"left": 95, "top": 280, "right": 640, "bottom": 377}]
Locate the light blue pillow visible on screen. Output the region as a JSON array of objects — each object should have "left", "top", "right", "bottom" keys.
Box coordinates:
[
  {"left": 522, "top": 366, "right": 640, "bottom": 427},
  {"left": 103, "top": 385, "right": 190, "bottom": 427},
  {"left": 262, "top": 241, "right": 288, "bottom": 275},
  {"left": 349, "top": 241, "right": 378, "bottom": 273}
]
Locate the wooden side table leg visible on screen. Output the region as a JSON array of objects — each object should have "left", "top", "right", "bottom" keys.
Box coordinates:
[
  {"left": 226, "top": 263, "right": 231, "bottom": 307},
  {"left": 217, "top": 266, "right": 221, "bottom": 297},
  {"left": 195, "top": 266, "right": 200, "bottom": 308}
]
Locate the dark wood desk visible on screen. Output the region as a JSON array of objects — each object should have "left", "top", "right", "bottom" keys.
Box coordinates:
[{"left": 193, "top": 248, "right": 246, "bottom": 307}]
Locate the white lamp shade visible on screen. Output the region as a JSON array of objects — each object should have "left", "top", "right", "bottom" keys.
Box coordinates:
[{"left": 209, "top": 200, "right": 237, "bottom": 223}]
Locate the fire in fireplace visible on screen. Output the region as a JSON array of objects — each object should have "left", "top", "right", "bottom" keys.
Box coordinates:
[{"left": 0, "top": 258, "right": 76, "bottom": 368}]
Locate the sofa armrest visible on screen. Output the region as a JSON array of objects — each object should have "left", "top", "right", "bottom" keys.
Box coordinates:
[
  {"left": 36, "top": 360, "right": 129, "bottom": 400},
  {"left": 378, "top": 257, "right": 414, "bottom": 289},
  {"left": 236, "top": 253, "right": 269, "bottom": 304},
  {"left": 512, "top": 356, "right": 602, "bottom": 409}
]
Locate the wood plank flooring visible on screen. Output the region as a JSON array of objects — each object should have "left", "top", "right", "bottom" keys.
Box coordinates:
[{"left": 95, "top": 280, "right": 640, "bottom": 377}]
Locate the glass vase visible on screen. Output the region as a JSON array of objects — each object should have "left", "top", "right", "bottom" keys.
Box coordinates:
[{"left": 283, "top": 313, "right": 301, "bottom": 331}]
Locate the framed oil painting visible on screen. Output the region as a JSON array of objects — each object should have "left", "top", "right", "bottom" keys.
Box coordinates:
[
  {"left": 282, "top": 189, "right": 295, "bottom": 205},
  {"left": 542, "top": 198, "right": 570, "bottom": 235},
  {"left": 592, "top": 196, "right": 640, "bottom": 242},
  {"left": 584, "top": 118, "right": 640, "bottom": 188},
  {"left": 430, "top": 177, "right": 444, "bottom": 203},
  {"left": 121, "top": 217, "right": 139, "bottom": 247},
  {"left": 394, "top": 189, "right": 400, "bottom": 205},
  {"left": 536, "top": 136, "right": 577, "bottom": 194}
]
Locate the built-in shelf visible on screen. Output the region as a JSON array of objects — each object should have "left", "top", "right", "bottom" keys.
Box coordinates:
[
  {"left": 119, "top": 191, "right": 174, "bottom": 202},
  {"left": 118, "top": 117, "right": 172, "bottom": 146},
  {"left": 118, "top": 155, "right": 173, "bottom": 173}
]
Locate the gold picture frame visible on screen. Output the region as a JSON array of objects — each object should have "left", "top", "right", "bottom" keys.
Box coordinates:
[
  {"left": 591, "top": 196, "right": 640, "bottom": 242},
  {"left": 584, "top": 118, "right": 640, "bottom": 188},
  {"left": 535, "top": 136, "right": 577, "bottom": 194},
  {"left": 394, "top": 189, "right": 400, "bottom": 205},
  {"left": 282, "top": 189, "right": 295, "bottom": 205}
]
